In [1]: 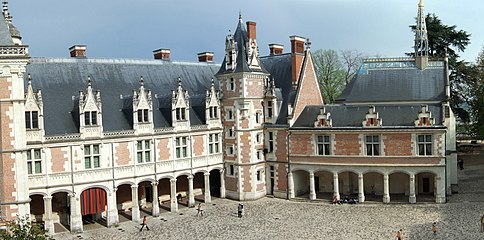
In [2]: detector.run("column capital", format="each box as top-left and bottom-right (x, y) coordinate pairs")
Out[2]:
(358, 173), (363, 179)
(43, 196), (52, 201)
(113, 187), (118, 192)
(170, 178), (177, 183)
(131, 185), (138, 190)
(204, 172), (210, 176)
(309, 171), (314, 176)
(383, 174), (389, 179)
(187, 174), (194, 180)
(333, 172), (339, 178)
(410, 174), (415, 180)
(151, 182), (158, 187)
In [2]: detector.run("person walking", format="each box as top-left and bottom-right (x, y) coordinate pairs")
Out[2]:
(140, 216), (150, 232)
(396, 229), (403, 240)
(196, 203), (204, 217)
(480, 214), (484, 232)
(431, 222), (438, 235)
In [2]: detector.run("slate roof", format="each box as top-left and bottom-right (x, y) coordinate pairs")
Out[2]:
(336, 58), (446, 103)
(217, 16), (268, 75)
(292, 104), (444, 128)
(0, 14), (14, 45)
(260, 53), (294, 124)
(25, 58), (219, 136)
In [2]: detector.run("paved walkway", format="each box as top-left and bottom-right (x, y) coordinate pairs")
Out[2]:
(54, 146), (484, 240)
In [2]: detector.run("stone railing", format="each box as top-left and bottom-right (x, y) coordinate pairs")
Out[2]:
(0, 46), (28, 57)
(27, 174), (48, 188)
(73, 168), (111, 183)
(154, 127), (175, 134)
(44, 133), (81, 142)
(26, 130), (42, 142)
(191, 125), (208, 131)
(103, 130), (136, 138)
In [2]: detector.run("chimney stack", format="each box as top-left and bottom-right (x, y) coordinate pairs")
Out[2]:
(290, 36), (306, 87)
(69, 45), (87, 58)
(198, 52), (214, 63)
(269, 44), (284, 56)
(153, 48), (170, 61)
(246, 21), (256, 40)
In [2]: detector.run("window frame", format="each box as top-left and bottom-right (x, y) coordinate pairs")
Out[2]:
(25, 111), (39, 129)
(175, 136), (188, 158)
(137, 140), (151, 163)
(417, 134), (433, 156)
(208, 133), (220, 154)
(228, 78), (235, 91)
(267, 132), (274, 153)
(84, 111), (98, 126)
(137, 109), (149, 123)
(27, 148), (42, 175)
(175, 107), (186, 121)
(316, 135), (331, 156)
(84, 144), (101, 169)
(209, 106), (218, 119)
(365, 135), (381, 156)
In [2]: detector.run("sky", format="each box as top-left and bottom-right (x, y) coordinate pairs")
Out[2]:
(8, 0), (484, 63)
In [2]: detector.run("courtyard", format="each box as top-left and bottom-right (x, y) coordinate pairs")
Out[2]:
(54, 145), (484, 240)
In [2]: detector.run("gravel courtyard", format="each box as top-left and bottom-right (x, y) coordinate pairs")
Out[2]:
(54, 147), (484, 240)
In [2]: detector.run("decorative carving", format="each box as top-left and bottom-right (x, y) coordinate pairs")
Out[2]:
(362, 106), (382, 127)
(415, 104), (434, 126)
(314, 107), (332, 128)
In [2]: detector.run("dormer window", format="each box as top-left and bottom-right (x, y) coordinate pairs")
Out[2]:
(176, 107), (186, 121)
(362, 106), (381, 127)
(267, 101), (273, 118)
(415, 105), (434, 127)
(209, 106), (218, 119)
(138, 109), (149, 123)
(84, 111), (98, 125)
(25, 111), (39, 129)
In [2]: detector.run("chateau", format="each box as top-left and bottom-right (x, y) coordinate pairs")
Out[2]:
(0, 0), (456, 235)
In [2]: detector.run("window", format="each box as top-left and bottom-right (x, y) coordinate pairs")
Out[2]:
(137, 140), (151, 163)
(417, 134), (433, 156)
(227, 145), (234, 155)
(267, 101), (273, 118)
(209, 134), (220, 154)
(255, 112), (261, 124)
(227, 109), (234, 120)
(256, 151), (262, 160)
(84, 144), (100, 169)
(227, 127), (235, 138)
(27, 149), (42, 174)
(209, 106), (218, 119)
(175, 136), (188, 158)
(137, 109), (149, 123)
(175, 107), (186, 121)
(84, 111), (98, 126)
(268, 132), (274, 153)
(228, 78), (235, 91)
(365, 135), (380, 156)
(317, 135), (331, 155)
(256, 170), (262, 181)
(227, 163), (235, 176)
(256, 133), (262, 144)
(25, 111), (39, 129)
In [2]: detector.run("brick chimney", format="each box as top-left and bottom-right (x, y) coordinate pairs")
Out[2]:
(153, 48), (170, 60)
(198, 52), (214, 63)
(269, 44), (284, 56)
(69, 45), (86, 58)
(246, 21), (256, 40)
(290, 36), (306, 87)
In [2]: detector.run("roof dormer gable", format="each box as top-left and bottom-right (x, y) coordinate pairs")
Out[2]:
(206, 79), (220, 107)
(172, 77), (189, 109)
(362, 105), (381, 127)
(79, 76), (101, 113)
(415, 104), (434, 126)
(133, 76), (152, 110)
(314, 107), (332, 128)
(25, 73), (42, 112)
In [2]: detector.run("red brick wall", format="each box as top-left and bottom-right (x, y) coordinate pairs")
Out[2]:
(292, 53), (324, 120)
(334, 134), (361, 155)
(51, 147), (68, 173)
(277, 163), (287, 191)
(116, 142), (130, 166)
(290, 134), (313, 155)
(193, 135), (204, 156)
(239, 132), (250, 164)
(225, 177), (237, 192)
(384, 133), (413, 156)
(158, 138), (170, 161)
(0, 77), (11, 98)
(275, 131), (288, 162)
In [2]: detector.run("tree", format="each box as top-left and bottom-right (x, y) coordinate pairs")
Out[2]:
(469, 48), (484, 139)
(0, 216), (51, 240)
(410, 13), (472, 122)
(313, 49), (364, 103)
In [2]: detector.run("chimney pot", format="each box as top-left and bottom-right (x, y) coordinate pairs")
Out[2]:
(269, 43), (284, 56)
(246, 21), (257, 40)
(69, 45), (87, 58)
(197, 52), (214, 63)
(289, 36), (306, 88)
(290, 36), (306, 54)
(153, 48), (170, 60)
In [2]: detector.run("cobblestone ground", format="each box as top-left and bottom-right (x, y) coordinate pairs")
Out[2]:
(54, 147), (484, 240)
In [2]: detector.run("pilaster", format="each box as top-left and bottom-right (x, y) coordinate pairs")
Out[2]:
(383, 174), (390, 203)
(131, 185), (140, 222)
(151, 183), (160, 217)
(170, 179), (178, 212)
(204, 172), (211, 203)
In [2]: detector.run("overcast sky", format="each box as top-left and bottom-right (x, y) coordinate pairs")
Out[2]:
(9, 0), (484, 63)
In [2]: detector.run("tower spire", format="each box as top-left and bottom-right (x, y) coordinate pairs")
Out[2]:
(2, 1), (11, 23)
(415, 0), (429, 69)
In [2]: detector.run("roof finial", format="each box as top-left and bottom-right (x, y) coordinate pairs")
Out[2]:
(419, 0), (424, 7)
(2, 1), (11, 23)
(177, 77), (181, 86)
(239, 10), (242, 20)
(87, 76), (92, 87)
(305, 38), (311, 50)
(139, 76), (144, 86)
(27, 73), (32, 86)
(414, 0), (428, 58)
(211, 78), (214, 87)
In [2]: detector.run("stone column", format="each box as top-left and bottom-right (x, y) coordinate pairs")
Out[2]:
(106, 189), (119, 227)
(43, 196), (54, 235)
(435, 176), (446, 204)
(333, 173), (340, 200)
(151, 183), (160, 216)
(204, 172), (211, 203)
(383, 174), (390, 203)
(220, 169), (226, 199)
(69, 193), (83, 233)
(358, 173), (365, 203)
(409, 174), (416, 204)
(188, 175), (195, 208)
(131, 185), (140, 222)
(170, 179), (178, 212)
(288, 172), (295, 199)
(309, 171), (316, 200)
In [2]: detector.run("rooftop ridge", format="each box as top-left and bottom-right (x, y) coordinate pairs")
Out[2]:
(30, 57), (220, 66)
(260, 52), (291, 59)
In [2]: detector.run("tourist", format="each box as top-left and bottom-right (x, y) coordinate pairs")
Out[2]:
(458, 158), (464, 170)
(480, 214), (484, 232)
(196, 203), (203, 217)
(396, 229), (403, 240)
(332, 195), (339, 204)
(431, 222), (437, 235)
(139, 216), (150, 232)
